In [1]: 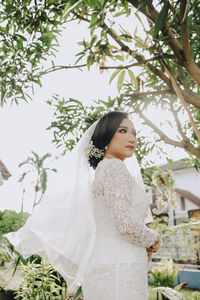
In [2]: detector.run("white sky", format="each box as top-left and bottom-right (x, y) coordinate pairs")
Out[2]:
(0, 20), (187, 213)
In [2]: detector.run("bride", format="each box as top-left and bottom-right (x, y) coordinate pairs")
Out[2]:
(6, 111), (160, 299)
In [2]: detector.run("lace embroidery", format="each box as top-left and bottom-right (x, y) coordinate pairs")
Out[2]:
(94, 158), (158, 248)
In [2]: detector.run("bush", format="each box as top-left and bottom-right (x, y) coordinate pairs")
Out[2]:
(148, 259), (179, 288)
(0, 210), (29, 234)
(15, 259), (67, 299)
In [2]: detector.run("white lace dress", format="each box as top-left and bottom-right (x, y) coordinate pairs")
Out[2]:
(82, 158), (158, 300)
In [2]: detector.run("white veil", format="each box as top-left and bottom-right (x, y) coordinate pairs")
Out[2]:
(5, 118), (153, 293)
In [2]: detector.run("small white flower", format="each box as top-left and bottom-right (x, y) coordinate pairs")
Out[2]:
(85, 140), (105, 160)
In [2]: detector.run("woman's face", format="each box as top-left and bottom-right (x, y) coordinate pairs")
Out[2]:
(105, 118), (137, 161)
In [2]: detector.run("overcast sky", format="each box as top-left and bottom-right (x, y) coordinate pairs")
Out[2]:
(0, 20), (186, 213)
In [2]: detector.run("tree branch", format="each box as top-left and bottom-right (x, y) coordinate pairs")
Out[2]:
(180, 0), (192, 63)
(139, 112), (184, 148)
(139, 112), (200, 159)
(71, 10), (90, 23)
(70, 11), (200, 107)
(128, 0), (200, 85)
(124, 89), (172, 98)
(127, 0), (184, 63)
(169, 101), (187, 140)
(41, 64), (87, 75)
(105, 26), (172, 88)
(100, 56), (163, 69)
(162, 59), (200, 141)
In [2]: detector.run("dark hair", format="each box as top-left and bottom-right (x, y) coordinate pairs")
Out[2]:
(88, 111), (128, 169)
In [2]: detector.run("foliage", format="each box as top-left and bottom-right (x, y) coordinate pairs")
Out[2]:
(0, 236), (16, 266)
(15, 258), (67, 300)
(191, 291), (200, 300)
(47, 95), (128, 152)
(1, 0), (200, 165)
(148, 216), (169, 236)
(148, 259), (179, 288)
(18, 151), (57, 212)
(0, 0), (63, 104)
(0, 210), (28, 234)
(150, 220), (200, 265)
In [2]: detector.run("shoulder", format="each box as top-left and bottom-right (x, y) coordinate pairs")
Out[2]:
(96, 158), (127, 176)
(95, 158), (133, 189)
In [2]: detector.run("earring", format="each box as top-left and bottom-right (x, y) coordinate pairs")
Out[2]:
(105, 146), (107, 150)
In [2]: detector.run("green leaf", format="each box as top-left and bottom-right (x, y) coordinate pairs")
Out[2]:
(39, 33), (55, 43)
(117, 70), (125, 92)
(90, 12), (99, 35)
(115, 55), (124, 62)
(113, 11), (126, 18)
(154, 1), (170, 37)
(118, 34), (132, 43)
(87, 55), (95, 70)
(1, 89), (6, 106)
(109, 69), (121, 85)
(41, 170), (47, 193)
(11, 78), (17, 89)
(138, 0), (152, 9)
(73, 286), (83, 300)
(128, 69), (138, 89)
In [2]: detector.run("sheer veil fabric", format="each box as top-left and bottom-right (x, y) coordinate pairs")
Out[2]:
(5, 119), (153, 293)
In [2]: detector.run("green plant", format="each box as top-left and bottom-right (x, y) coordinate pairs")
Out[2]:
(15, 259), (67, 300)
(149, 259), (179, 288)
(0, 210), (28, 234)
(191, 291), (200, 300)
(0, 235), (17, 267)
(148, 216), (169, 236)
(18, 151), (57, 212)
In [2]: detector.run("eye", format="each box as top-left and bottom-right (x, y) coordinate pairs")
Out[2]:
(119, 128), (127, 133)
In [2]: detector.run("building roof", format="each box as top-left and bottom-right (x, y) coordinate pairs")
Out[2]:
(175, 188), (200, 208)
(0, 160), (12, 180)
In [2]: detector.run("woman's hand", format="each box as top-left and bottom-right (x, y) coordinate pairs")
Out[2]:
(146, 248), (152, 262)
(149, 235), (161, 253)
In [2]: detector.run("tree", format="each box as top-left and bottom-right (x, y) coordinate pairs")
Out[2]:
(18, 151), (57, 212)
(1, 0), (200, 162)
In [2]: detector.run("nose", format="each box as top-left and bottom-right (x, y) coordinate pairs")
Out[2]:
(128, 133), (136, 144)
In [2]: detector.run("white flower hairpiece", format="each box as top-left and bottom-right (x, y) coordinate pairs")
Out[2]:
(85, 140), (105, 160)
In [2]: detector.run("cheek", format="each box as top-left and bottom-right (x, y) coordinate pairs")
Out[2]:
(112, 132), (126, 145)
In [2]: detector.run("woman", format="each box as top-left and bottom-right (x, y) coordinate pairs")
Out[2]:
(6, 111), (160, 299)
(82, 111), (160, 299)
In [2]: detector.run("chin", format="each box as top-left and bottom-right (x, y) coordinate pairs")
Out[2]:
(122, 153), (134, 159)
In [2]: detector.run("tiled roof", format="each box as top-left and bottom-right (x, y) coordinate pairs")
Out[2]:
(175, 188), (200, 208)
(0, 160), (12, 180)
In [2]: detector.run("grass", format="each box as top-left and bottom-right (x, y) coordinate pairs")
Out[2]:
(148, 284), (199, 299)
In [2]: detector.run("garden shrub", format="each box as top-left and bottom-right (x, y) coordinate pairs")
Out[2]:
(15, 259), (67, 300)
(0, 210), (29, 234)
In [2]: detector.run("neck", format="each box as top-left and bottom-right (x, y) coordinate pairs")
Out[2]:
(104, 152), (124, 161)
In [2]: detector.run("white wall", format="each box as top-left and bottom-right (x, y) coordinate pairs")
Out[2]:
(174, 168), (200, 211)
(176, 194), (199, 211)
(174, 168), (200, 198)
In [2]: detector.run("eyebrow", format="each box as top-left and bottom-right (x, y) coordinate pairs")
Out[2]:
(118, 126), (137, 133)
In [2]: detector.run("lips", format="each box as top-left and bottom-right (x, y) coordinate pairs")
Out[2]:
(126, 146), (134, 150)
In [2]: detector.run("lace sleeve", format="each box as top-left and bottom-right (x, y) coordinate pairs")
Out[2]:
(103, 159), (158, 248)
